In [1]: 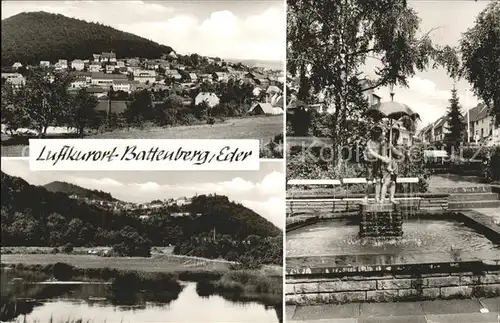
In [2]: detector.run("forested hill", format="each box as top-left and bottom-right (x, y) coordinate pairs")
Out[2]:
(44, 181), (117, 201)
(1, 11), (173, 66)
(187, 194), (282, 238)
(0, 172), (281, 248)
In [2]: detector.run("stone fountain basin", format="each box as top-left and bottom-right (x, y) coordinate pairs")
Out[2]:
(285, 213), (500, 304)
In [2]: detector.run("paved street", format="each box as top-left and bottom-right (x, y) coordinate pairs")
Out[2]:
(287, 298), (500, 323)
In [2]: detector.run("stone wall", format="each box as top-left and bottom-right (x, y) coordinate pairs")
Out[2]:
(286, 271), (500, 305)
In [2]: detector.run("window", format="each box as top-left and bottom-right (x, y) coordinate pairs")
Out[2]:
(481, 128), (484, 137)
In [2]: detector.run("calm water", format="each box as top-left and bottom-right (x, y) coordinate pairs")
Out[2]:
(287, 218), (499, 257)
(1, 276), (279, 323)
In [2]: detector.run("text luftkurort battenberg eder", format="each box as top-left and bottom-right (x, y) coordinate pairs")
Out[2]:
(35, 145), (253, 166)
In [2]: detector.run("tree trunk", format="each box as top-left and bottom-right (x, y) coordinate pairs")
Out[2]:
(79, 126), (85, 139)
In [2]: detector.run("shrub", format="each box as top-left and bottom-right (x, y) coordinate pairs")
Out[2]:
(50, 247), (59, 254)
(484, 145), (500, 182)
(62, 243), (74, 253)
(52, 262), (74, 280)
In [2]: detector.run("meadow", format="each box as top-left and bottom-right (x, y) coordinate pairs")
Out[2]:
(1, 115), (283, 157)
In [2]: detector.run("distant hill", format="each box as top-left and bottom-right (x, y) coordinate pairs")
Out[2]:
(0, 171), (144, 247)
(1, 11), (173, 66)
(44, 181), (117, 201)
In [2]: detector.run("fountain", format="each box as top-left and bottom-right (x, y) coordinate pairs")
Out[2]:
(359, 203), (403, 238)
(285, 177), (500, 306)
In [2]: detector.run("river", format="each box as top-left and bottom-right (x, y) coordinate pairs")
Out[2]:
(1, 271), (280, 323)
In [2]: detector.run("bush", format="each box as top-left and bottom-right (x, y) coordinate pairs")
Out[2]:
(52, 262), (74, 280)
(50, 247), (59, 254)
(62, 243), (74, 253)
(484, 145), (500, 182)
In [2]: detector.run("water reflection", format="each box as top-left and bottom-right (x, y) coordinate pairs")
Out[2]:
(287, 218), (499, 257)
(1, 269), (279, 323)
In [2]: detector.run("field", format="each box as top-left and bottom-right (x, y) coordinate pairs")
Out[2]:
(0, 253), (231, 273)
(0, 115), (283, 157)
(90, 115), (282, 141)
(0, 250), (283, 276)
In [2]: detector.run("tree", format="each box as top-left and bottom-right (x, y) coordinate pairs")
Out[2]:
(287, 0), (458, 166)
(459, 2), (500, 126)
(444, 87), (466, 150)
(8, 69), (72, 137)
(123, 89), (153, 126)
(67, 88), (99, 138)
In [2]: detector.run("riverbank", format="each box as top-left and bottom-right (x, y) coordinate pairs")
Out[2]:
(1, 260), (282, 305)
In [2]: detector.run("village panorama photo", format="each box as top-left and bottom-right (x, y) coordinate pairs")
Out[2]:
(0, 159), (284, 322)
(0, 1), (285, 158)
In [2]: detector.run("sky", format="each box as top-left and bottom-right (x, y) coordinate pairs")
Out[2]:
(1, 160), (285, 229)
(363, 0), (492, 130)
(1, 0), (284, 62)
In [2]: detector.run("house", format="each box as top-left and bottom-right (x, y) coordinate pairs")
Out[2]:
(248, 102), (283, 115)
(169, 52), (178, 59)
(116, 60), (126, 68)
(71, 59), (85, 71)
(101, 51), (117, 63)
(105, 63), (117, 74)
(144, 60), (159, 70)
(1, 73), (26, 88)
(199, 74), (213, 82)
(466, 103), (499, 144)
(126, 58), (141, 67)
(58, 59), (68, 67)
(39, 61), (51, 68)
(139, 215), (150, 221)
(165, 69), (182, 80)
(93, 54), (102, 62)
(91, 72), (127, 87)
(12, 62), (23, 69)
(133, 69), (156, 77)
(69, 72), (92, 88)
(112, 80), (131, 92)
(188, 73), (198, 82)
(89, 64), (102, 72)
(134, 70), (157, 84)
(432, 116), (450, 143)
(175, 197), (191, 206)
(195, 92), (220, 107)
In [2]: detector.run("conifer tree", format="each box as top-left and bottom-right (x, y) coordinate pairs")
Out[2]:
(445, 87), (466, 150)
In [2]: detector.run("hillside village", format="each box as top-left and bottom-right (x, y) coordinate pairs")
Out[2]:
(1, 50), (285, 117)
(286, 75), (500, 149)
(418, 103), (500, 147)
(68, 192), (197, 218)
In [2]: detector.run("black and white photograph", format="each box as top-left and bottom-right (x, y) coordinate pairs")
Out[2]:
(0, 159), (284, 322)
(286, 0), (500, 322)
(0, 0), (285, 158)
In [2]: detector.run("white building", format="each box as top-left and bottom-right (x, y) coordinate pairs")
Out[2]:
(71, 60), (85, 71)
(112, 80), (131, 92)
(89, 64), (102, 72)
(39, 61), (51, 68)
